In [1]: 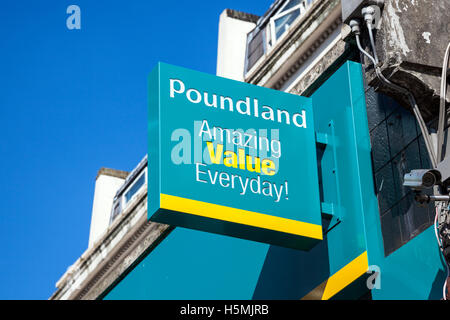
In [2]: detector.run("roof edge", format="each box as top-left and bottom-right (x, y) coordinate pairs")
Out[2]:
(224, 9), (259, 24)
(96, 168), (129, 180)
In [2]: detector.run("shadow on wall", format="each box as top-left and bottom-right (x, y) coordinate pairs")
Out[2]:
(251, 146), (333, 299)
(428, 243), (448, 300)
(251, 238), (330, 299)
(428, 269), (447, 300)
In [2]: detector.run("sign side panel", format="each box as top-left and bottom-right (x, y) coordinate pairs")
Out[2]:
(148, 64), (162, 218)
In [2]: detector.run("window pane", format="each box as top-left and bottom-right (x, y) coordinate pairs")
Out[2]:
(110, 201), (122, 224)
(246, 29), (265, 72)
(274, 9), (300, 39)
(281, 0), (300, 13)
(125, 173), (145, 203)
(248, 29), (263, 56)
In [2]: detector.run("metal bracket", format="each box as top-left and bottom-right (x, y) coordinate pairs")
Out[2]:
(316, 132), (329, 146)
(321, 202), (341, 233)
(316, 121), (343, 232)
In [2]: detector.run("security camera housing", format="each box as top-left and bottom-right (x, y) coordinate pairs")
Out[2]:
(403, 169), (442, 191)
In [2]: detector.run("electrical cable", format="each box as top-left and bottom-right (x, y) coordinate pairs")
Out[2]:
(435, 206), (442, 249)
(434, 205), (450, 300)
(437, 42), (450, 163)
(354, 32), (437, 168)
(362, 19), (437, 168)
(436, 40), (450, 301)
(364, 8), (379, 65)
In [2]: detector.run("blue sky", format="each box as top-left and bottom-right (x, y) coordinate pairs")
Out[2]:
(0, 0), (272, 300)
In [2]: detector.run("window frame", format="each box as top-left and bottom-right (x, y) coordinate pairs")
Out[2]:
(269, 0), (307, 46)
(123, 168), (147, 205)
(244, 0), (316, 76)
(109, 167), (147, 225)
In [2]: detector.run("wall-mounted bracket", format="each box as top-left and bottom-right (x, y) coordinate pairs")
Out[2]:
(316, 121), (343, 233)
(316, 132), (329, 146)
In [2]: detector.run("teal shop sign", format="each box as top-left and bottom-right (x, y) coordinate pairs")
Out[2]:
(148, 63), (322, 250)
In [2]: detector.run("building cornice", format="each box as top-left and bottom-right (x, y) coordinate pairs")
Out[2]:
(79, 215), (172, 300)
(245, 0), (342, 89)
(288, 36), (349, 96)
(50, 188), (172, 300)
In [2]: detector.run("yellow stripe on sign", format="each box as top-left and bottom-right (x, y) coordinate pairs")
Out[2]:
(302, 251), (369, 300)
(160, 194), (323, 240)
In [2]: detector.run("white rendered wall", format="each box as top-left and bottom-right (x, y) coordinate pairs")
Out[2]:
(88, 174), (126, 248)
(216, 10), (256, 81)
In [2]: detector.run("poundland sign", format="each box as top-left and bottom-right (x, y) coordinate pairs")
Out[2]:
(148, 63), (322, 250)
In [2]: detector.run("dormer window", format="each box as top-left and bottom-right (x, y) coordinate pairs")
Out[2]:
(244, 0), (315, 75)
(270, 0), (305, 41)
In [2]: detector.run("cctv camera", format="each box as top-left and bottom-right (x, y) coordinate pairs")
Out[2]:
(403, 169), (442, 190)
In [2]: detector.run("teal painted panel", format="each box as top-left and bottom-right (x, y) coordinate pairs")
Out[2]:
(105, 227), (270, 300)
(148, 63), (322, 250)
(309, 62), (371, 276)
(371, 227), (446, 300)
